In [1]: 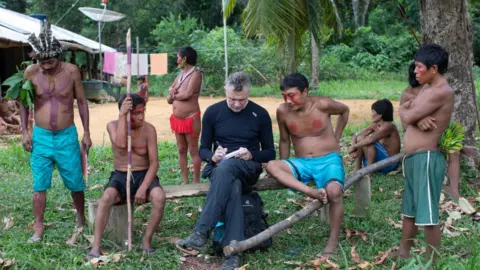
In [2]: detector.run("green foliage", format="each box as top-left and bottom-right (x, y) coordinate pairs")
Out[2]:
(440, 121), (465, 155)
(2, 62), (35, 109)
(151, 13), (206, 72)
(471, 4), (480, 65)
(318, 27), (418, 79)
(235, 0), (342, 73)
(368, 0), (420, 36)
(151, 14), (280, 90)
(2, 0), (26, 12)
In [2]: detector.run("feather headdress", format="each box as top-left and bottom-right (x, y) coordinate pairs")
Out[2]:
(28, 20), (68, 60)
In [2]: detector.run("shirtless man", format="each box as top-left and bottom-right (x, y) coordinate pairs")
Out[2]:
(349, 99), (400, 216)
(266, 73), (349, 257)
(167, 46), (202, 184)
(89, 94), (166, 257)
(396, 44), (454, 261)
(19, 21), (92, 243)
(401, 62), (462, 200)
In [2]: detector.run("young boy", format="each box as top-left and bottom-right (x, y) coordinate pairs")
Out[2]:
(396, 44), (454, 261)
(266, 73), (349, 258)
(349, 99), (401, 173)
(137, 75), (149, 103)
(349, 99), (401, 216)
(400, 62), (462, 200)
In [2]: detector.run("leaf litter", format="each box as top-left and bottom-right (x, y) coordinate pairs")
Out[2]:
(345, 228), (368, 242)
(3, 217), (13, 230)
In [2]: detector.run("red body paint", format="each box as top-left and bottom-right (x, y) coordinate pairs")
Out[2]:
(288, 123), (297, 133)
(312, 119), (323, 129)
(282, 92), (303, 105)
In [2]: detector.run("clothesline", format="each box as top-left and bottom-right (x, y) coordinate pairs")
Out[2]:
(113, 46), (263, 54)
(103, 52), (168, 76)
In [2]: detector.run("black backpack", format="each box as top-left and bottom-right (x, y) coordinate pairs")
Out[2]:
(241, 190), (272, 252)
(212, 190), (272, 252)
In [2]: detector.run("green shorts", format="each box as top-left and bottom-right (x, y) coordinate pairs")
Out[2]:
(31, 125), (85, 192)
(401, 150), (445, 226)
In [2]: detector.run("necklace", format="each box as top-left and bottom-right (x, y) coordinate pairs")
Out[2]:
(175, 66), (196, 91)
(44, 63), (64, 93)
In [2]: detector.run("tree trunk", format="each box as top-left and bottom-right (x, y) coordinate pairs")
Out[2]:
(419, 0), (479, 160)
(311, 33), (319, 88)
(352, 0), (371, 29)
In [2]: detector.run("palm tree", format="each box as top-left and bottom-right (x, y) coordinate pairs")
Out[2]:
(225, 0), (342, 86)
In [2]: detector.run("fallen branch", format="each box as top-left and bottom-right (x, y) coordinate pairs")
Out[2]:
(223, 153), (405, 256)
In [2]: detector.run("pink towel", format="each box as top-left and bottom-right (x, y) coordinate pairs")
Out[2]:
(103, 52), (116, 74)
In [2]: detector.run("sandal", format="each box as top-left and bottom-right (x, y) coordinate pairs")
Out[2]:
(27, 236), (42, 244)
(143, 248), (156, 255)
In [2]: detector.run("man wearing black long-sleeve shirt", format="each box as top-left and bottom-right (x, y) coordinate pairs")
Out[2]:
(177, 72), (275, 270)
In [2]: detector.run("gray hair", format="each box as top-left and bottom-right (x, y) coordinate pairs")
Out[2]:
(225, 72), (251, 92)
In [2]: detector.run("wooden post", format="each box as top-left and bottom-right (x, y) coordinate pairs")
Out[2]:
(126, 28), (133, 251)
(88, 200), (129, 247)
(136, 36), (140, 76)
(86, 52), (92, 80)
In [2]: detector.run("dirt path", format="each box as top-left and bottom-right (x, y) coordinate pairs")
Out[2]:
(74, 97), (400, 145)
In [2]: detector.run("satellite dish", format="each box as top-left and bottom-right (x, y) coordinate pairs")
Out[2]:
(79, 6), (125, 85)
(79, 7), (125, 22)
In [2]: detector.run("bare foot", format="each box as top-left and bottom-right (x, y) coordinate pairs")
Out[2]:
(142, 237), (154, 254)
(193, 180), (200, 184)
(316, 248), (336, 259)
(388, 247), (408, 260)
(181, 180), (188, 185)
(31, 221), (44, 241)
(443, 186), (459, 201)
(310, 188), (328, 204)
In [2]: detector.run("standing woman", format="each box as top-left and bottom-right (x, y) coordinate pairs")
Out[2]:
(167, 47), (202, 184)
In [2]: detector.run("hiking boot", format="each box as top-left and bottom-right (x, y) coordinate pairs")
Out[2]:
(221, 254), (243, 270)
(176, 231), (207, 250)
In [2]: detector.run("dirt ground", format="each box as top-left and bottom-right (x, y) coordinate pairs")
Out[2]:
(74, 97), (400, 145)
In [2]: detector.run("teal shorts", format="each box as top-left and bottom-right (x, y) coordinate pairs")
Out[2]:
(283, 152), (345, 189)
(401, 150), (445, 226)
(31, 125), (85, 192)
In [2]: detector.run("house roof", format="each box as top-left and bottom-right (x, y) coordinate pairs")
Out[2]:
(0, 8), (116, 53)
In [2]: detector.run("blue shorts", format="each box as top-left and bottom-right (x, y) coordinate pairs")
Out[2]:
(31, 125), (85, 192)
(283, 152), (345, 189)
(362, 142), (399, 174)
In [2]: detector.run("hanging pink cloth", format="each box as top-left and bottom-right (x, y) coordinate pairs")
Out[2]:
(102, 52), (116, 75)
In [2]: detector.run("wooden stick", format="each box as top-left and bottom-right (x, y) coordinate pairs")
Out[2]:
(125, 28), (133, 251)
(223, 153), (405, 256)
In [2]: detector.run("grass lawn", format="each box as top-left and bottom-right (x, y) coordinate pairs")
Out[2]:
(1, 133), (479, 269)
(147, 78), (408, 101)
(141, 76), (480, 108)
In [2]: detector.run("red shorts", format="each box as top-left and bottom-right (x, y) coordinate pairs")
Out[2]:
(169, 112), (201, 134)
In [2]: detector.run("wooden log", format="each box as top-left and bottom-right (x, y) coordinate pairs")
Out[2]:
(163, 177), (286, 199)
(87, 178), (288, 242)
(88, 200), (129, 247)
(223, 153), (405, 256)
